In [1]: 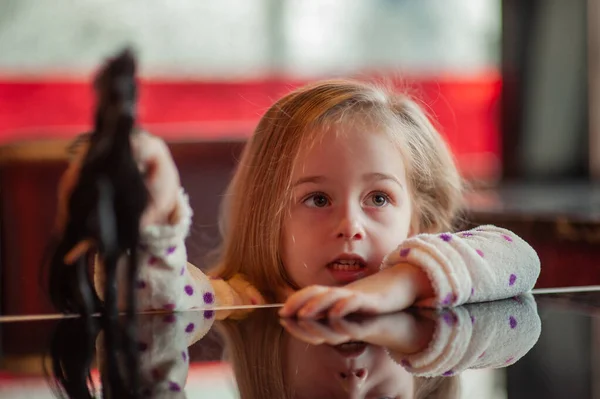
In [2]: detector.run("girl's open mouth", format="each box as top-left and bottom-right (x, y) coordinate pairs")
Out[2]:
(328, 259), (366, 271)
(332, 341), (368, 357)
(327, 258), (368, 283)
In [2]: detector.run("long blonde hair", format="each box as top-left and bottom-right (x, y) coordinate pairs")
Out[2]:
(211, 79), (463, 300)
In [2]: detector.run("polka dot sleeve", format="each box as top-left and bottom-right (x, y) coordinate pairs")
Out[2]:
(94, 189), (218, 312)
(390, 295), (541, 377)
(382, 225), (540, 308)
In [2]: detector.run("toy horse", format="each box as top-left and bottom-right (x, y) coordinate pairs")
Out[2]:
(47, 47), (148, 398)
(48, 46), (147, 317)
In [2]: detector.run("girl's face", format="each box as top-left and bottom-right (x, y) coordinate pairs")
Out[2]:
(281, 125), (413, 289)
(285, 334), (414, 399)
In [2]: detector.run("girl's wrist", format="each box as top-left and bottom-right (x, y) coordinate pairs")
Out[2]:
(381, 263), (434, 310)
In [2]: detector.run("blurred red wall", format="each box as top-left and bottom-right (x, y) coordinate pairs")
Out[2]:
(0, 72), (501, 179)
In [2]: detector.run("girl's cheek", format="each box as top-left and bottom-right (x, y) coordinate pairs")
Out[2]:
(295, 206), (332, 221)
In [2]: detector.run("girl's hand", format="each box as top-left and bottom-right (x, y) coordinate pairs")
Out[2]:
(56, 131), (181, 234)
(279, 263), (434, 319)
(279, 285), (383, 319)
(280, 312), (435, 355)
(130, 131), (181, 228)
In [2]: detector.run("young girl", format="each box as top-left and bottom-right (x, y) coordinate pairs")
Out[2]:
(58, 78), (540, 319)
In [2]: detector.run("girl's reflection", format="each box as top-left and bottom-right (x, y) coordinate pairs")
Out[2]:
(219, 309), (451, 398)
(220, 294), (540, 399)
(48, 295), (540, 398)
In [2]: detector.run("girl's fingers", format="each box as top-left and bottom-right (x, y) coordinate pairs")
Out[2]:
(329, 317), (365, 338)
(131, 132), (182, 227)
(297, 290), (353, 319)
(279, 286), (330, 317)
(328, 294), (365, 319)
(280, 319), (325, 345)
(297, 320), (351, 345)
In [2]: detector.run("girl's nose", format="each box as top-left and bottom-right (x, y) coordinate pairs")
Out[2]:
(336, 206), (365, 240)
(337, 220), (364, 240)
(337, 368), (368, 391)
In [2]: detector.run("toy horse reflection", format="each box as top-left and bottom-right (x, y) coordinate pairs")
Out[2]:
(47, 47), (148, 398)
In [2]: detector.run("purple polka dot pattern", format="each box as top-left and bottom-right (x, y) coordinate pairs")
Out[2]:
(471, 287), (475, 297)
(136, 280), (147, 289)
(443, 313), (457, 326)
(163, 303), (176, 311)
(163, 314), (176, 323)
(442, 293), (455, 305)
(182, 351), (187, 362)
(502, 234), (513, 242)
(512, 296), (523, 304)
(138, 341), (148, 352)
(167, 246), (177, 255)
(185, 323), (195, 333)
(509, 274), (517, 286)
(470, 315), (475, 324)
(399, 248), (411, 257)
(443, 370), (454, 376)
(184, 285), (194, 296)
(180, 267), (185, 276)
(168, 382), (181, 392)
(148, 256), (158, 265)
(440, 233), (452, 242)
(204, 310), (215, 319)
(509, 316), (517, 329)
(461, 232), (474, 238)
(203, 292), (215, 304)
(476, 249), (484, 257)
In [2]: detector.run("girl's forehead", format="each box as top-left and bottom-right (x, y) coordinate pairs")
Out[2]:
(291, 125), (408, 180)
(297, 124), (401, 159)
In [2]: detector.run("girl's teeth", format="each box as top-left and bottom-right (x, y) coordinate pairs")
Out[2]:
(330, 263), (363, 271)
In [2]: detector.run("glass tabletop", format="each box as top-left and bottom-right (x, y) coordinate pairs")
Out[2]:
(1, 288), (599, 398)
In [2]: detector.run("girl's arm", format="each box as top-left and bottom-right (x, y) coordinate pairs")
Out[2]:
(281, 225), (540, 318)
(93, 188), (218, 313)
(91, 131), (265, 318)
(383, 225), (541, 308)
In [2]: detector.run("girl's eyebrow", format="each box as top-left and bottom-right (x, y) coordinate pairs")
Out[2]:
(292, 175), (327, 187)
(363, 172), (404, 188)
(292, 173), (404, 189)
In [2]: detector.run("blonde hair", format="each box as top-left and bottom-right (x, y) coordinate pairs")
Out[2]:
(211, 79), (463, 300)
(218, 309), (460, 399)
(414, 376), (461, 399)
(217, 310), (290, 398)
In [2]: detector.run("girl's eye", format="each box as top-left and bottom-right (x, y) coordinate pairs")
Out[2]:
(367, 192), (390, 207)
(303, 193), (330, 208)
